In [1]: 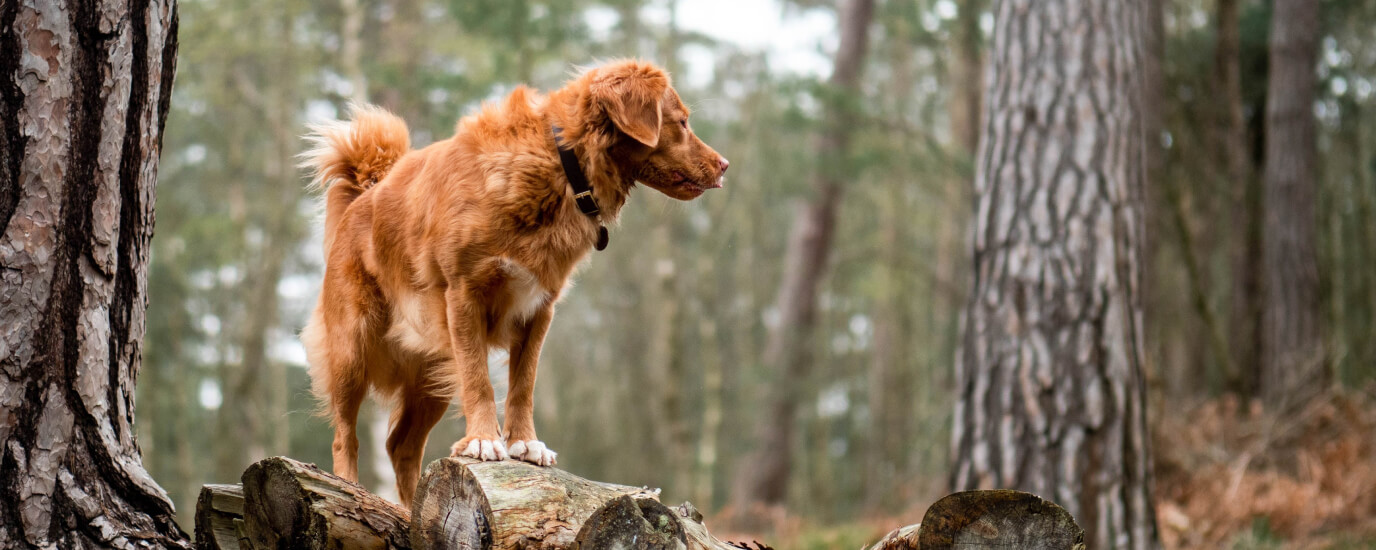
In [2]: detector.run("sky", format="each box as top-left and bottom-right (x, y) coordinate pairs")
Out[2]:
(587, 0), (839, 87)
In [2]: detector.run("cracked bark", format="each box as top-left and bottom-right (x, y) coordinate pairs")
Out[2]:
(949, 1), (1160, 549)
(0, 0), (185, 547)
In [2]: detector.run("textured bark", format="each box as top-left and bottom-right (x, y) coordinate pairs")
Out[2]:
(0, 0), (184, 547)
(573, 496), (685, 549)
(240, 457), (411, 550)
(194, 484), (247, 550)
(918, 490), (1083, 550)
(410, 457), (659, 549)
(950, 1), (1160, 549)
(732, 0), (875, 508)
(866, 523), (919, 550)
(1260, 0), (1324, 408)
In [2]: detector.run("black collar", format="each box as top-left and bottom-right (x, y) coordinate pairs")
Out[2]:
(552, 125), (609, 250)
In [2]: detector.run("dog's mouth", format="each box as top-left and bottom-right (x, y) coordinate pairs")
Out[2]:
(672, 171), (723, 193)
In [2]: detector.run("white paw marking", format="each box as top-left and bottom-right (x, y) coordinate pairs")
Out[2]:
(461, 438), (509, 461)
(508, 440), (557, 466)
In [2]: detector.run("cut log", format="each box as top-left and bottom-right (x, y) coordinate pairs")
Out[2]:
(916, 490), (1084, 550)
(240, 456), (412, 550)
(195, 484), (249, 550)
(409, 457), (659, 549)
(409, 458), (745, 550)
(866, 523), (919, 550)
(671, 502), (751, 550)
(573, 495), (686, 549)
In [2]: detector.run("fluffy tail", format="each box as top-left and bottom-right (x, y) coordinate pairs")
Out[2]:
(300, 104), (410, 244)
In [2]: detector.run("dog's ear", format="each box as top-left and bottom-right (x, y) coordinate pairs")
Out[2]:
(590, 62), (668, 148)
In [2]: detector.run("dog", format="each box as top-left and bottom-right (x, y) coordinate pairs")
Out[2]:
(299, 60), (728, 505)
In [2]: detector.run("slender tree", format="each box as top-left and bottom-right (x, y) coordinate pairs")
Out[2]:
(731, 0), (876, 508)
(949, 0), (1160, 548)
(1260, 0), (1324, 407)
(0, 0), (186, 547)
(1217, 0), (1260, 395)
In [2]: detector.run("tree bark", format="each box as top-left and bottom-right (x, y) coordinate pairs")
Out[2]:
(239, 457), (411, 550)
(1260, 0), (1324, 408)
(410, 457), (657, 549)
(731, 0), (875, 509)
(917, 490), (1083, 550)
(195, 484), (247, 550)
(0, 0), (185, 547)
(409, 458), (739, 550)
(949, 1), (1160, 549)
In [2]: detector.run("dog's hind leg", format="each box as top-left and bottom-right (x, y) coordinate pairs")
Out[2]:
(304, 259), (380, 484)
(386, 389), (448, 507)
(328, 377), (367, 482)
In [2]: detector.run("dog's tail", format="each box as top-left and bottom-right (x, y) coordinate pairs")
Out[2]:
(300, 104), (410, 241)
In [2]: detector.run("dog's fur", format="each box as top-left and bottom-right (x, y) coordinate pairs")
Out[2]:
(300, 60), (726, 505)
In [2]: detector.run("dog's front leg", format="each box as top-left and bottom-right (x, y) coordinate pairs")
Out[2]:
(505, 303), (557, 466)
(445, 285), (508, 461)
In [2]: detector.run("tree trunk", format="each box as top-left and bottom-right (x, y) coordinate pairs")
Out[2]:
(731, 0), (875, 509)
(0, 0), (185, 547)
(1260, 0), (1324, 408)
(1217, 0), (1261, 396)
(949, 1), (1160, 549)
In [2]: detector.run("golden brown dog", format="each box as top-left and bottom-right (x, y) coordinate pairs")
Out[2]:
(299, 60), (727, 505)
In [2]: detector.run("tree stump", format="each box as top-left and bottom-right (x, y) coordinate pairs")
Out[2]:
(916, 490), (1083, 550)
(195, 484), (249, 550)
(240, 456), (412, 549)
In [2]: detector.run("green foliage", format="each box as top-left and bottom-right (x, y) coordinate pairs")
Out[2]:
(138, 0), (1376, 541)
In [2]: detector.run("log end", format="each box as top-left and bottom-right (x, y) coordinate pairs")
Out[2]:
(241, 456), (411, 550)
(575, 495), (687, 549)
(194, 484), (246, 550)
(409, 458), (494, 550)
(918, 490), (1084, 550)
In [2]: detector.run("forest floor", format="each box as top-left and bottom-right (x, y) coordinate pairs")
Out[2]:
(710, 386), (1376, 550)
(1154, 385), (1376, 549)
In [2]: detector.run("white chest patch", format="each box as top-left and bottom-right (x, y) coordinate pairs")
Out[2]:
(388, 291), (448, 357)
(499, 258), (549, 323)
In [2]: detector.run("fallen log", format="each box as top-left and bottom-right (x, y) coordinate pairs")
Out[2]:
(409, 457), (742, 550)
(195, 457), (1080, 550)
(194, 484), (248, 550)
(240, 456), (412, 550)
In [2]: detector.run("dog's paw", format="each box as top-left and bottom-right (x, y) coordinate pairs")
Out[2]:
(451, 437), (509, 461)
(507, 440), (557, 466)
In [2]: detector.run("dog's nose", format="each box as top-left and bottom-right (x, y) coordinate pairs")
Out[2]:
(718, 157), (730, 174)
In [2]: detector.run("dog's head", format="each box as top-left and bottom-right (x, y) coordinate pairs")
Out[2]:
(585, 61), (728, 201)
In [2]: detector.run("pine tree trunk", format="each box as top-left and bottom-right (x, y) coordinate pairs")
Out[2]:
(949, 1), (1160, 548)
(731, 0), (875, 509)
(0, 0), (185, 547)
(1260, 0), (1324, 408)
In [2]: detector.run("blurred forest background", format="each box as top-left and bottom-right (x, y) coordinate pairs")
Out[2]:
(137, 0), (1376, 547)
